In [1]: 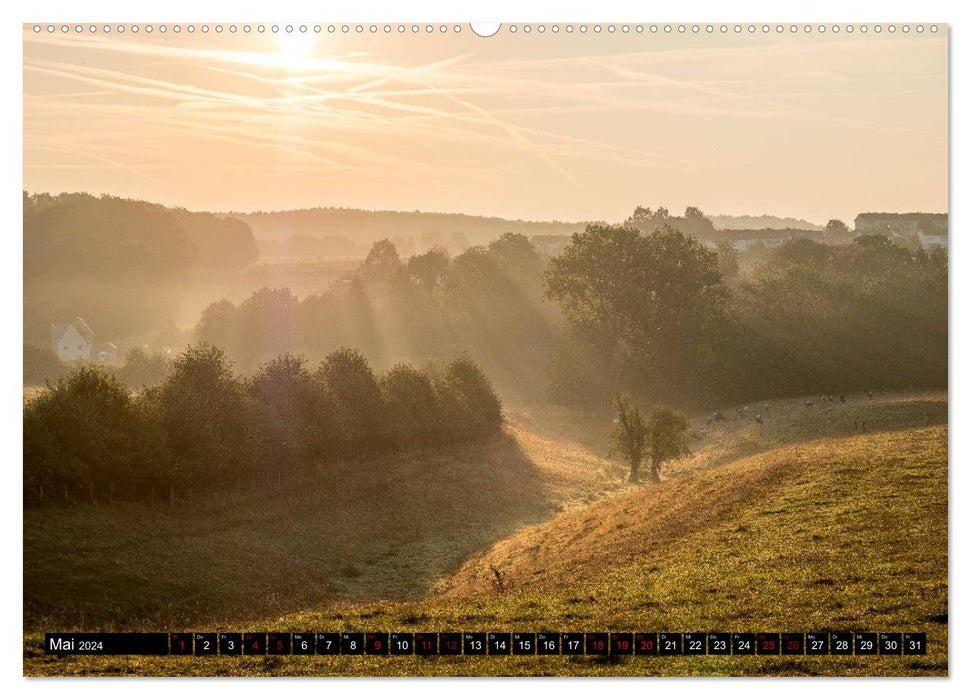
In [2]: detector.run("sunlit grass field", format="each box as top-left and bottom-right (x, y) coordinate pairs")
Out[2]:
(23, 394), (947, 676)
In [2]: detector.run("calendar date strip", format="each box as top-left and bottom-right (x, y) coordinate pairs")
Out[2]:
(44, 631), (927, 656)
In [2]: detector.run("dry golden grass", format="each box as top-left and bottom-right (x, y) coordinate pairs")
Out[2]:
(448, 393), (946, 595)
(673, 391), (946, 478)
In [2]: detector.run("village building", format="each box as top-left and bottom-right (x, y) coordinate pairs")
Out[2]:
(854, 212), (948, 249)
(50, 317), (96, 362)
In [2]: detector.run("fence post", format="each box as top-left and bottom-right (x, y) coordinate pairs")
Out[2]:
(39, 485), (44, 507)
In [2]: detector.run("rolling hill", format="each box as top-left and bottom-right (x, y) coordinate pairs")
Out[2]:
(24, 393), (947, 676)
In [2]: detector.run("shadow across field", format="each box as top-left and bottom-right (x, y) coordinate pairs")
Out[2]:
(24, 426), (618, 631)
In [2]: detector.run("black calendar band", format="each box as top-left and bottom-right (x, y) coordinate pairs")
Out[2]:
(43, 631), (927, 656)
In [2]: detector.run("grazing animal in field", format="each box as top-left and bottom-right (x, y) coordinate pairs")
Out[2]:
(839, 395), (846, 403)
(705, 414), (713, 426)
(736, 407), (744, 418)
(805, 401), (814, 409)
(867, 391), (874, 400)
(755, 414), (763, 425)
(713, 411), (726, 422)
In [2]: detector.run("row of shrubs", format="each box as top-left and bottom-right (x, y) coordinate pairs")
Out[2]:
(23, 343), (503, 505)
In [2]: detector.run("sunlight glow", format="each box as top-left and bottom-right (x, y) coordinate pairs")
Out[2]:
(274, 30), (316, 69)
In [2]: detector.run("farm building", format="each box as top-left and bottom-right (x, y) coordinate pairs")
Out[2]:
(50, 317), (98, 362)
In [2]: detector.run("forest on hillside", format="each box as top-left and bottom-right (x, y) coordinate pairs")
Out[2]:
(23, 192), (259, 344)
(24, 194), (947, 412)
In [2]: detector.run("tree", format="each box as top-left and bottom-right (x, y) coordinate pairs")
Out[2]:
(361, 239), (401, 283)
(545, 223), (726, 403)
(436, 355), (503, 441)
(250, 353), (312, 477)
(404, 247), (451, 292)
(380, 363), (443, 447)
(610, 395), (688, 483)
(624, 205), (714, 239)
(644, 405), (689, 482)
(115, 347), (171, 388)
(235, 287), (299, 364)
(487, 233), (543, 281)
(610, 392), (647, 483)
(317, 347), (387, 455)
(158, 343), (254, 489)
(715, 240), (740, 282)
(195, 299), (236, 351)
(824, 218), (852, 245)
(546, 224), (723, 350)
(682, 206), (717, 238)
(23, 366), (142, 500)
(770, 237), (831, 268)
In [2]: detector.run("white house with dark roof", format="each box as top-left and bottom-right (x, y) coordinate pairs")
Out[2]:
(50, 317), (96, 362)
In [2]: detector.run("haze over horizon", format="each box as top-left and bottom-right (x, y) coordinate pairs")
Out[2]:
(24, 26), (947, 226)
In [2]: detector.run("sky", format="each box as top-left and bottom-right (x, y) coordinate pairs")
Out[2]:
(23, 24), (948, 225)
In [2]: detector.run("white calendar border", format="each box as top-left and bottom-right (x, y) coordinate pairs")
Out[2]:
(2, 0), (964, 698)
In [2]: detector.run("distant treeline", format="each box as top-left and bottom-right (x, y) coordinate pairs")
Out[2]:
(709, 213), (823, 231)
(236, 206), (586, 247)
(24, 192), (258, 344)
(23, 344), (502, 506)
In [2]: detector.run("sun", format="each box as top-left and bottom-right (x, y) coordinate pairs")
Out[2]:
(275, 29), (316, 65)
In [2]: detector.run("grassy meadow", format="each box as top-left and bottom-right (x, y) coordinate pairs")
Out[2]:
(24, 393), (947, 676)
(23, 415), (626, 631)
